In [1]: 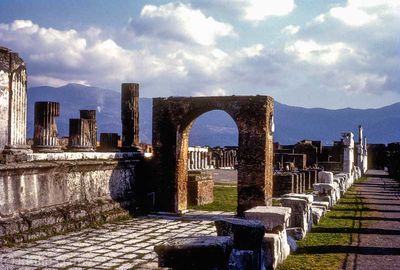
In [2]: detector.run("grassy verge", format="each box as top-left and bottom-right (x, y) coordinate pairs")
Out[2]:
(189, 184), (237, 212)
(278, 177), (372, 270)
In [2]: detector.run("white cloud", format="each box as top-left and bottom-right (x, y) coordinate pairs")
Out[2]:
(315, 0), (400, 27)
(130, 3), (235, 46)
(282, 25), (300, 35)
(286, 40), (354, 65)
(244, 0), (296, 21)
(329, 6), (377, 26)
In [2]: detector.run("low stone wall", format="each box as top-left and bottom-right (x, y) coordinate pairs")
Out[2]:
(0, 155), (141, 245)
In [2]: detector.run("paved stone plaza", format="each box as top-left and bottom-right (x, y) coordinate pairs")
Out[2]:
(0, 211), (234, 270)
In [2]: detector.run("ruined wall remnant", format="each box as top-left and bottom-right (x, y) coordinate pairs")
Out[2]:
(121, 83), (139, 151)
(33, 102), (62, 152)
(0, 47), (30, 156)
(152, 96), (274, 215)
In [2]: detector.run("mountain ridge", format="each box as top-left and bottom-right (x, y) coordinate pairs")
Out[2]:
(27, 84), (400, 146)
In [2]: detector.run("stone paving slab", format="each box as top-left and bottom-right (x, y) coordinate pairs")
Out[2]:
(0, 211), (234, 270)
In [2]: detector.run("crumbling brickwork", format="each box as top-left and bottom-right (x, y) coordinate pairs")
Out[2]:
(152, 96), (274, 215)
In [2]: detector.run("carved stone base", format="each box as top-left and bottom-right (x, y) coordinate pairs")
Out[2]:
(32, 145), (63, 153)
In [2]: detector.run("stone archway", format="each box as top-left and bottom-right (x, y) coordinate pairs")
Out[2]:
(152, 96), (274, 216)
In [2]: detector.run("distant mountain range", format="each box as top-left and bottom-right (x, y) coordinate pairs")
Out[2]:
(27, 84), (400, 146)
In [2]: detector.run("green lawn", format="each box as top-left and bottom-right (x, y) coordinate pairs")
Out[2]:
(277, 177), (371, 270)
(189, 184), (237, 212)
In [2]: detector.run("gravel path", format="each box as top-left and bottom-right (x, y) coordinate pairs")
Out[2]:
(342, 171), (400, 270)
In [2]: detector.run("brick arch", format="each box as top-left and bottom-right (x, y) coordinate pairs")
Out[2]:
(152, 96), (274, 216)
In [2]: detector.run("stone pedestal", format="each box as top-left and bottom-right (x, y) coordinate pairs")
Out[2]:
(121, 83), (139, 151)
(154, 236), (233, 270)
(32, 102), (62, 153)
(99, 133), (119, 152)
(187, 171), (214, 206)
(280, 196), (313, 235)
(68, 119), (94, 152)
(215, 218), (265, 270)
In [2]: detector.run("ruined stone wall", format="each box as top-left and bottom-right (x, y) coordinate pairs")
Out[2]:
(0, 158), (140, 244)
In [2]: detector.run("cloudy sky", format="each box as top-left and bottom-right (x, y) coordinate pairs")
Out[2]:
(0, 0), (399, 109)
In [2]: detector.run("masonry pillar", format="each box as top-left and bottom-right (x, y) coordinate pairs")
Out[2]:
(121, 83), (139, 151)
(68, 118), (94, 152)
(33, 102), (62, 153)
(80, 110), (97, 149)
(342, 132), (354, 175)
(0, 47), (31, 159)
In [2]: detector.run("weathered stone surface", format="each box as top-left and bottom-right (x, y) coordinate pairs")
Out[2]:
(154, 236), (233, 269)
(244, 206), (291, 232)
(280, 197), (312, 234)
(318, 171), (334, 184)
(0, 47), (30, 156)
(215, 218), (265, 250)
(80, 109), (97, 148)
(68, 118), (94, 152)
(99, 133), (119, 151)
(229, 249), (261, 270)
(273, 173), (294, 197)
(0, 159), (139, 223)
(33, 102), (62, 153)
(286, 227), (305, 241)
(312, 207), (324, 225)
(312, 201), (330, 211)
(121, 83), (139, 150)
(188, 171), (214, 206)
(152, 96), (274, 215)
(262, 233), (280, 270)
(282, 193), (314, 204)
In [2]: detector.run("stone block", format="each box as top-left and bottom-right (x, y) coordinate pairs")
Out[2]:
(187, 171), (214, 206)
(154, 236), (233, 270)
(311, 207), (324, 225)
(312, 201), (330, 211)
(280, 197), (312, 234)
(318, 171), (334, 184)
(262, 233), (280, 270)
(215, 218), (265, 250)
(313, 194), (333, 208)
(244, 206), (291, 232)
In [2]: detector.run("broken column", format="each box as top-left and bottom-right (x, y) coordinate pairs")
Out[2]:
(32, 102), (62, 153)
(80, 110), (97, 149)
(342, 132), (354, 176)
(68, 118), (94, 152)
(0, 47), (31, 159)
(121, 83), (139, 151)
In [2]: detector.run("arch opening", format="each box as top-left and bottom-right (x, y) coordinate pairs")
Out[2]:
(186, 110), (239, 212)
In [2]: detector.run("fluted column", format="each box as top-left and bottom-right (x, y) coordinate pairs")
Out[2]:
(80, 110), (97, 149)
(33, 102), (62, 153)
(121, 83), (139, 151)
(68, 118), (94, 152)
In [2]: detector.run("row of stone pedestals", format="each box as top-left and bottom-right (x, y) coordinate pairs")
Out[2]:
(155, 168), (362, 269)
